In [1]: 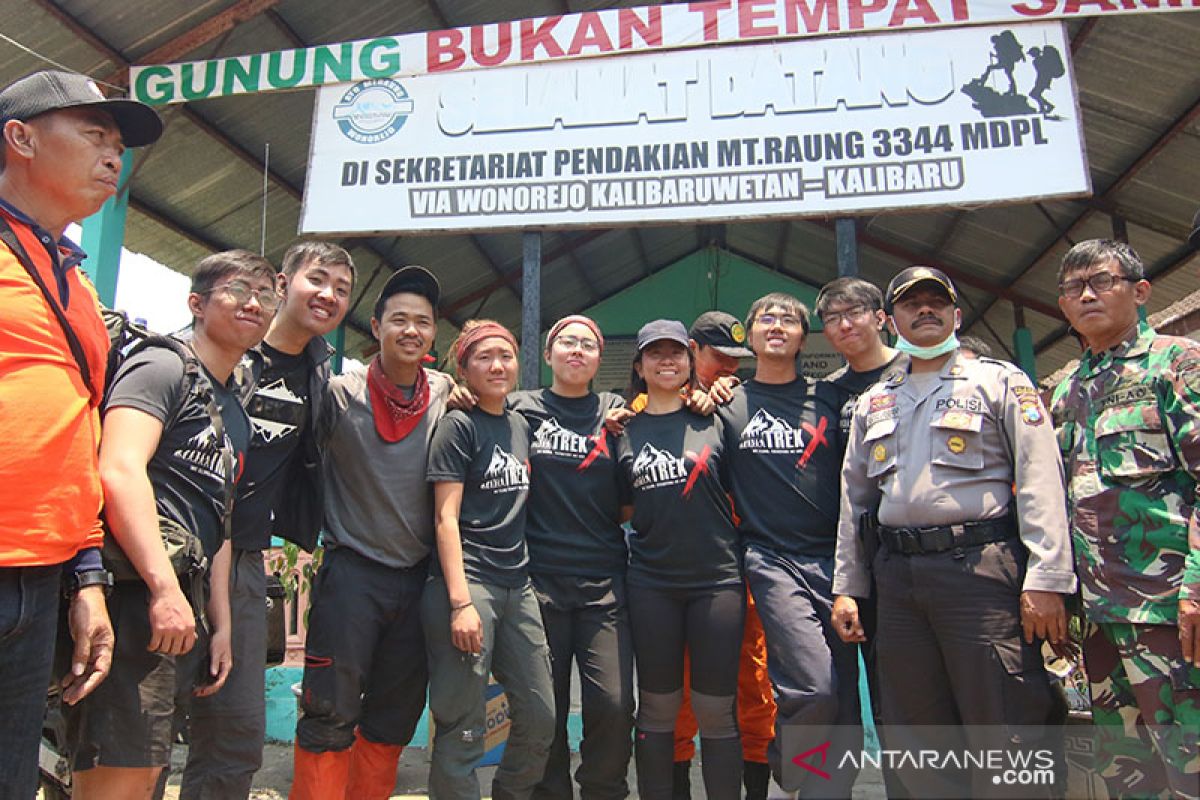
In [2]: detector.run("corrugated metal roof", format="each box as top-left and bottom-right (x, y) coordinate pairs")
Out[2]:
(2, 1), (1197, 371)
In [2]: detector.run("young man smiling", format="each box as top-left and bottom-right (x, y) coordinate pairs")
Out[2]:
(290, 266), (453, 800)
(716, 293), (859, 797)
(69, 250), (276, 800)
(182, 241), (355, 800)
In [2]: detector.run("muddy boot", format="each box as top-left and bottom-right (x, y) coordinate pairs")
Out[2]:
(743, 760), (770, 800)
(672, 760), (692, 800)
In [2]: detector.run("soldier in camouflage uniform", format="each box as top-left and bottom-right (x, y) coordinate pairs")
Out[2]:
(1051, 239), (1200, 799)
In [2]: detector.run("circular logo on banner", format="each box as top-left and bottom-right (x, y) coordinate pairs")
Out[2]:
(333, 79), (413, 144)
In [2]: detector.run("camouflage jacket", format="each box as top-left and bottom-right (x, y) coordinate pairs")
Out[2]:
(1050, 322), (1200, 624)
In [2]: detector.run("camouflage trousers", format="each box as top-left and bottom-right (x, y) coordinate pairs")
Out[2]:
(1083, 622), (1200, 799)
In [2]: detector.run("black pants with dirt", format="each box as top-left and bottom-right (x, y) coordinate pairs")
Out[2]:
(627, 582), (745, 800)
(296, 546), (428, 753)
(530, 573), (635, 800)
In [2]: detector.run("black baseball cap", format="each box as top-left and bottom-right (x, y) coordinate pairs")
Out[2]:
(1189, 208), (1200, 249)
(0, 70), (162, 147)
(377, 265), (440, 313)
(636, 319), (689, 351)
(885, 266), (959, 313)
(689, 311), (754, 358)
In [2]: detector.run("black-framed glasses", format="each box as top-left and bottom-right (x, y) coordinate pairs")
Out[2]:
(204, 279), (281, 310)
(819, 305), (871, 327)
(756, 313), (804, 328)
(553, 335), (600, 353)
(1058, 272), (1136, 299)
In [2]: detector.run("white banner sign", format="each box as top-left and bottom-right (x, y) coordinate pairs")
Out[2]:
(300, 22), (1088, 235)
(130, 0), (1198, 105)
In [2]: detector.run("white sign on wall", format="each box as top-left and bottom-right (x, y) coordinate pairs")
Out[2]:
(300, 21), (1087, 235)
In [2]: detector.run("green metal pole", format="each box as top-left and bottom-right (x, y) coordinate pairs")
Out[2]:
(1012, 306), (1037, 382)
(80, 151), (134, 307)
(325, 322), (345, 374)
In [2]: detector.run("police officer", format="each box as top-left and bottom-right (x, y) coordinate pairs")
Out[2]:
(831, 266), (1077, 797)
(1051, 239), (1200, 799)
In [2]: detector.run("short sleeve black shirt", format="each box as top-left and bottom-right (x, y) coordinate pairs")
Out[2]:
(717, 378), (843, 557)
(617, 409), (739, 589)
(104, 346), (250, 559)
(427, 407), (531, 588)
(508, 389), (628, 577)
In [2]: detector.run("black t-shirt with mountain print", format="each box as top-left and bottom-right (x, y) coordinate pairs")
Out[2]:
(104, 346), (249, 559)
(716, 377), (843, 558)
(508, 389), (628, 578)
(427, 407), (531, 588)
(617, 409), (739, 590)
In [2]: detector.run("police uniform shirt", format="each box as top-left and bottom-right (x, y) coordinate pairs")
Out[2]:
(617, 409), (740, 590)
(427, 407), (532, 588)
(833, 350), (1077, 598)
(508, 388), (629, 578)
(716, 377), (843, 557)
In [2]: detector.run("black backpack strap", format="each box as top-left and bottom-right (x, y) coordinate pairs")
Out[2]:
(132, 336), (237, 544)
(0, 216), (96, 403)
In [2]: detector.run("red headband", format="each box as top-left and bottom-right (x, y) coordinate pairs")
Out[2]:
(546, 315), (604, 353)
(455, 322), (518, 370)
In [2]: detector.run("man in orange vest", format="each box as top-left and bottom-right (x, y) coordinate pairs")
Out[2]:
(0, 69), (162, 799)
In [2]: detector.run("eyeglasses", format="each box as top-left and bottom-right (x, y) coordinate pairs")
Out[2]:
(204, 280), (281, 310)
(756, 313), (804, 328)
(1058, 272), (1136, 299)
(818, 305), (872, 327)
(553, 335), (600, 353)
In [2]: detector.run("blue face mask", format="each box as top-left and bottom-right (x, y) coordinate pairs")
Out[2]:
(895, 332), (960, 360)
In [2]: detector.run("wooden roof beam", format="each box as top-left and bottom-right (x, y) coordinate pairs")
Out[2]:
(964, 89), (1200, 332)
(807, 220), (1064, 320)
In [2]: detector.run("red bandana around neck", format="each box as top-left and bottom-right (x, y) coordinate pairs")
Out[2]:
(367, 356), (431, 442)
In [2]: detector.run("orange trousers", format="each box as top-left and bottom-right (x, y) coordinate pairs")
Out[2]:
(290, 730), (404, 800)
(673, 588), (776, 763)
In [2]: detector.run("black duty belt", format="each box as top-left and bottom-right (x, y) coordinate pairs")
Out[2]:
(878, 517), (1016, 555)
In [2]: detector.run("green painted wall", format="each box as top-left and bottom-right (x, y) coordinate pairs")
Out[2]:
(584, 246), (819, 336)
(539, 247), (820, 385)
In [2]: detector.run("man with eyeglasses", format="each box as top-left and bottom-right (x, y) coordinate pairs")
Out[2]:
(69, 250), (275, 798)
(814, 277), (901, 794)
(1050, 239), (1200, 798)
(832, 266), (1075, 797)
(714, 292), (861, 797)
(181, 241), (354, 799)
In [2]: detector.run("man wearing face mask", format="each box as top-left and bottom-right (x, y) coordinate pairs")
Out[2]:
(831, 267), (1076, 797)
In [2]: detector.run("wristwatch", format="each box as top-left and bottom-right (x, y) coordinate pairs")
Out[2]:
(66, 569), (113, 598)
